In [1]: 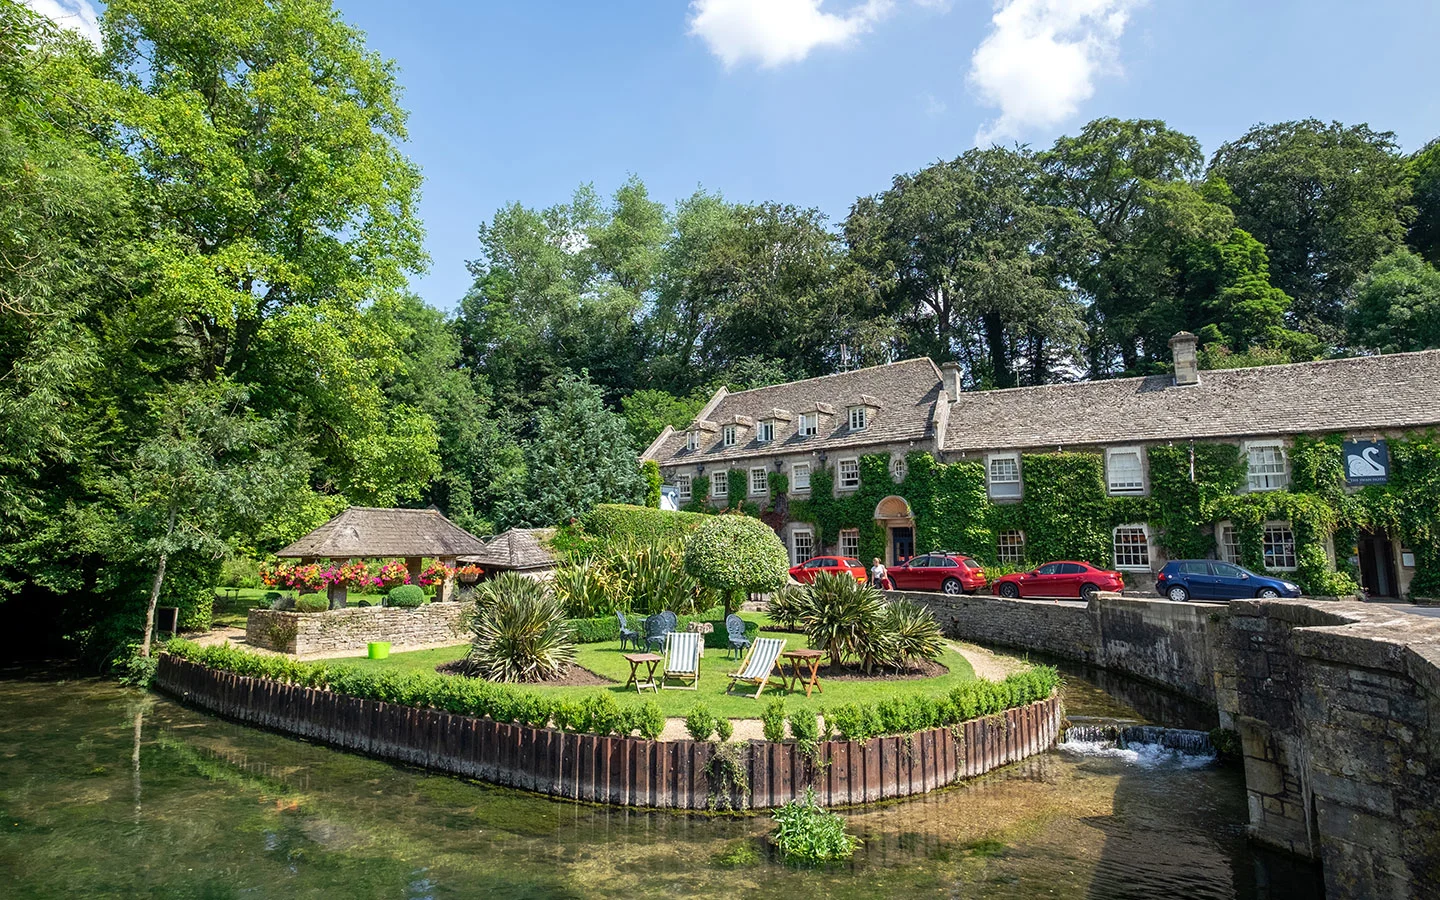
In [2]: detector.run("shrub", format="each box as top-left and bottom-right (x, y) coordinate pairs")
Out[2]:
(219, 556), (261, 589)
(715, 716), (734, 742)
(642, 460), (662, 508)
(583, 503), (709, 550)
(765, 584), (808, 631)
(801, 573), (888, 671)
(685, 703), (718, 741)
(627, 700), (665, 740)
(294, 593), (329, 613)
(683, 514), (791, 612)
(788, 710), (819, 749)
(551, 559), (619, 618)
(761, 698), (787, 743)
(883, 598), (946, 666)
(386, 584), (426, 608)
(605, 538), (717, 615)
(466, 573), (576, 683)
(770, 788), (859, 864)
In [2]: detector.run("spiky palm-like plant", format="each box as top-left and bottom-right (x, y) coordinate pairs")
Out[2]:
(883, 598), (945, 668)
(801, 572), (888, 671)
(766, 584), (809, 631)
(468, 573), (576, 683)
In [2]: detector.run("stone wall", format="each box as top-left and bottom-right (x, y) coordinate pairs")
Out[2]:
(246, 603), (471, 656)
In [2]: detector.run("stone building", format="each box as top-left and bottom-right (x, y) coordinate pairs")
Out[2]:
(641, 333), (1440, 599)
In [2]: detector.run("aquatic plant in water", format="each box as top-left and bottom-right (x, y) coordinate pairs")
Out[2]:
(770, 788), (859, 864)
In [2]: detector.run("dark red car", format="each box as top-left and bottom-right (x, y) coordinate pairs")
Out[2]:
(887, 553), (987, 595)
(789, 556), (868, 584)
(990, 561), (1123, 600)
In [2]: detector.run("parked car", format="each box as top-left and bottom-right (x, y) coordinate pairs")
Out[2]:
(887, 552), (988, 595)
(1155, 560), (1302, 602)
(789, 556), (868, 584)
(990, 561), (1124, 600)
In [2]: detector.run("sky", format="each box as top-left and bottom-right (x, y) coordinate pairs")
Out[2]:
(25, 0), (1440, 311)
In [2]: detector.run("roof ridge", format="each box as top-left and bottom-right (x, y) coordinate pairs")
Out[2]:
(721, 357), (934, 398)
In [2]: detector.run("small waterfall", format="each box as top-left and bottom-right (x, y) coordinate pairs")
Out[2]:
(1060, 717), (1216, 767)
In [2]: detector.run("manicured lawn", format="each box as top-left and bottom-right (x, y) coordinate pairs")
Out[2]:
(210, 588), (272, 629)
(329, 617), (978, 720)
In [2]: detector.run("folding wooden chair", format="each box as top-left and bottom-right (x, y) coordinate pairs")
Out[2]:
(726, 637), (787, 699)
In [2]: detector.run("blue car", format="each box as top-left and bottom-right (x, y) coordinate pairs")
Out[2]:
(1155, 560), (1302, 602)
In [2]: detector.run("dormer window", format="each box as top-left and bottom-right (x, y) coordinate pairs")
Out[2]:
(722, 425), (737, 447)
(686, 431), (701, 451)
(798, 413), (818, 437)
(848, 406), (868, 431)
(758, 420), (775, 443)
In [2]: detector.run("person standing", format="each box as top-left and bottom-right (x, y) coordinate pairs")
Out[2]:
(871, 557), (891, 590)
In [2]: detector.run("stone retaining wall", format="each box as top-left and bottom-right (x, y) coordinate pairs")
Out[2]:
(245, 603), (471, 655)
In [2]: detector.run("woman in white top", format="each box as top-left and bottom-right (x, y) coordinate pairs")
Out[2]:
(871, 557), (890, 590)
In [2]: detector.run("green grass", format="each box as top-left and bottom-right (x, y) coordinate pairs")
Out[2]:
(329, 616), (978, 720)
(208, 586), (427, 629)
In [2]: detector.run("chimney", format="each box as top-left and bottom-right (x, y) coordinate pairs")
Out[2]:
(941, 361), (963, 401)
(1169, 331), (1200, 386)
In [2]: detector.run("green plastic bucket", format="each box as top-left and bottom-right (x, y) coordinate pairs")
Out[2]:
(367, 641), (391, 660)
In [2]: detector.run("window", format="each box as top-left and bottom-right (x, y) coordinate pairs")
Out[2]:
(798, 413), (818, 437)
(1263, 523), (1297, 570)
(1113, 525), (1151, 570)
(838, 458), (860, 490)
(890, 455), (907, 482)
(792, 462), (811, 491)
(750, 467), (768, 496)
(676, 474), (692, 502)
(758, 420), (774, 443)
(686, 431), (700, 451)
(1106, 447), (1145, 494)
(1246, 441), (1289, 492)
(1214, 562), (1244, 578)
(722, 425), (737, 447)
(711, 472), (728, 499)
(1217, 523), (1240, 564)
(792, 529), (814, 565)
(1036, 563), (1062, 575)
(998, 530), (1026, 565)
(988, 453), (1021, 499)
(1178, 561), (1210, 575)
(848, 406), (868, 431)
(839, 529), (860, 559)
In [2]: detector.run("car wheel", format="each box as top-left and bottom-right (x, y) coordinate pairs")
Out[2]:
(1080, 583), (1099, 601)
(942, 578), (963, 595)
(1258, 587), (1280, 599)
(1167, 585), (1190, 603)
(998, 582), (1019, 599)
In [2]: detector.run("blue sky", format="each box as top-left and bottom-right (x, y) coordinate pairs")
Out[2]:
(29, 0), (1440, 309)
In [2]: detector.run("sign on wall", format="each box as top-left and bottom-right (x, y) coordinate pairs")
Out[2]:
(1343, 440), (1390, 485)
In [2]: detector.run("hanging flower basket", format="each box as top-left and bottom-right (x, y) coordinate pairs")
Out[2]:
(456, 564), (484, 584)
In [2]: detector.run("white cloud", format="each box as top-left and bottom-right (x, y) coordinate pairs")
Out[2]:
(968, 0), (1140, 144)
(21, 0), (102, 46)
(688, 0), (895, 69)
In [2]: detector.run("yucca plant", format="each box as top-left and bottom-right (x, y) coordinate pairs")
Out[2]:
(883, 598), (945, 668)
(766, 584), (809, 631)
(801, 572), (888, 672)
(550, 559), (618, 618)
(467, 573), (576, 683)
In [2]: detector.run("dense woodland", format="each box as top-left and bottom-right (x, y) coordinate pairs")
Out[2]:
(2, 0), (1439, 664)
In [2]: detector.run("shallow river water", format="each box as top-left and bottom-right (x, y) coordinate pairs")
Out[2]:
(0, 668), (1322, 899)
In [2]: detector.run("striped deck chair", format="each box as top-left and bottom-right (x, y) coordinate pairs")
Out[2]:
(661, 631), (701, 690)
(726, 637), (787, 699)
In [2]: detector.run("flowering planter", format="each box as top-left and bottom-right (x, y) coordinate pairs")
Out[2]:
(459, 572), (480, 584)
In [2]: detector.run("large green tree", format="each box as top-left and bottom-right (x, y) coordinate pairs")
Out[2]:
(1407, 138), (1440, 266)
(1349, 249), (1440, 353)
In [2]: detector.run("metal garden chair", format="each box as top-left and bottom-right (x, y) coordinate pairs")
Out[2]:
(724, 613), (752, 659)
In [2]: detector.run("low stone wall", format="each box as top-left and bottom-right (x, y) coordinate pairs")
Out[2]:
(245, 603), (471, 655)
(893, 591), (1098, 662)
(153, 655), (1062, 810)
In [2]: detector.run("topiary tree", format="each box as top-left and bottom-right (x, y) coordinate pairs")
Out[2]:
(683, 514), (790, 614)
(386, 584), (426, 608)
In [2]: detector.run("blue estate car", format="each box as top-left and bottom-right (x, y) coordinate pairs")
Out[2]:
(1155, 560), (1303, 602)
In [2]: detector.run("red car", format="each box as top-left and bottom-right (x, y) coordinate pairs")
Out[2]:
(990, 561), (1123, 600)
(789, 556), (868, 584)
(887, 552), (988, 595)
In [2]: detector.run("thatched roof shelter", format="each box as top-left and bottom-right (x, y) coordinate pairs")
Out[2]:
(459, 528), (558, 574)
(277, 507), (488, 560)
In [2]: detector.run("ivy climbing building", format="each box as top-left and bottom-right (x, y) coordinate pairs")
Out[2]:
(640, 333), (1440, 600)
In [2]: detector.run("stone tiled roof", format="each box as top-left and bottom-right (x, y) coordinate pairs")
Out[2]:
(944, 350), (1440, 452)
(278, 507), (489, 559)
(458, 528), (557, 571)
(644, 358), (946, 465)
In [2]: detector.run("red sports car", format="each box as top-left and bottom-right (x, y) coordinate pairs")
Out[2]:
(990, 561), (1123, 600)
(789, 556), (868, 584)
(887, 553), (988, 595)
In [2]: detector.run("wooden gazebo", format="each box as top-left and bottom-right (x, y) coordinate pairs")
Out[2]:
(277, 507), (489, 601)
(458, 528), (558, 579)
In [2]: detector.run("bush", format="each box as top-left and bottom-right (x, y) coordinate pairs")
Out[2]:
(883, 598), (946, 665)
(801, 573), (888, 671)
(642, 460), (662, 508)
(219, 556), (261, 589)
(761, 698), (787, 743)
(765, 584), (808, 631)
(788, 710), (819, 748)
(386, 584), (427, 608)
(770, 788), (859, 864)
(551, 559), (619, 618)
(294, 593), (330, 613)
(582, 503), (709, 550)
(685, 703), (718, 741)
(683, 514), (791, 612)
(627, 700), (665, 740)
(466, 573), (576, 683)
(715, 716), (734, 742)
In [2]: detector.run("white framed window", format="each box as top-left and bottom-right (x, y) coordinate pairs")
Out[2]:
(757, 420), (774, 443)
(792, 462), (811, 492)
(1246, 441), (1289, 492)
(1217, 522), (1240, 564)
(792, 528), (815, 565)
(1263, 522), (1297, 570)
(1113, 525), (1151, 570)
(749, 467), (768, 496)
(837, 458), (860, 491)
(1106, 447), (1146, 495)
(722, 425), (737, 447)
(676, 474), (692, 502)
(839, 529), (860, 559)
(686, 431), (700, 451)
(711, 472), (728, 499)
(848, 406), (868, 431)
(890, 455), (907, 482)
(998, 530), (1026, 565)
(988, 453), (1022, 499)
(798, 413), (818, 437)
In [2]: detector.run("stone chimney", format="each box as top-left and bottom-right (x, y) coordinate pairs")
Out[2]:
(941, 361), (963, 401)
(1169, 331), (1200, 386)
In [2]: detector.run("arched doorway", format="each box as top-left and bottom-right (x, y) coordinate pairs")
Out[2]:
(873, 495), (915, 565)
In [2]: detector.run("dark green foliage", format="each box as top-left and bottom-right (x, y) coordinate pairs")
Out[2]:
(706, 741), (750, 812)
(294, 594), (330, 613)
(770, 789), (859, 864)
(787, 709), (820, 748)
(765, 584), (808, 631)
(824, 667), (1061, 741)
(883, 599), (946, 666)
(798, 573), (889, 670)
(685, 703), (717, 741)
(1350, 249), (1440, 353)
(386, 585), (427, 608)
(761, 698), (787, 743)
(641, 460), (662, 508)
(467, 574), (576, 683)
(627, 700), (665, 740)
(1409, 138), (1440, 266)
(559, 503), (710, 560)
(715, 715), (734, 742)
(683, 514), (791, 611)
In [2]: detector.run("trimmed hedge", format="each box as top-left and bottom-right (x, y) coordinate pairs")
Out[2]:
(584, 503), (709, 545)
(820, 666), (1061, 743)
(294, 593), (329, 613)
(386, 584), (426, 608)
(567, 608), (759, 648)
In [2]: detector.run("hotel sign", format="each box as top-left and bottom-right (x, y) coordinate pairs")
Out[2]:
(1343, 440), (1390, 485)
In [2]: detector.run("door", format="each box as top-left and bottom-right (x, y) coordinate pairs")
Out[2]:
(1211, 562), (1251, 599)
(889, 554), (927, 590)
(1028, 563), (1063, 597)
(1357, 530), (1399, 598)
(1178, 560), (1219, 599)
(891, 527), (915, 566)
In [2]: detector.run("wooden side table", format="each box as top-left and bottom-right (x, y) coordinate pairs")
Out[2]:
(623, 653), (662, 694)
(782, 649), (825, 698)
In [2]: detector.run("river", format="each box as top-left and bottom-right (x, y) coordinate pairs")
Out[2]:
(0, 666), (1322, 899)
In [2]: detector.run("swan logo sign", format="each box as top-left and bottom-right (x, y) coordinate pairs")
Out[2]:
(1343, 440), (1390, 485)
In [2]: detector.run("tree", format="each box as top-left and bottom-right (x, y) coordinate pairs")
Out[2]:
(1208, 120), (1413, 345)
(1178, 228), (1316, 362)
(621, 388), (709, 449)
(1349, 249), (1440, 353)
(1408, 138), (1440, 266)
(683, 515), (790, 615)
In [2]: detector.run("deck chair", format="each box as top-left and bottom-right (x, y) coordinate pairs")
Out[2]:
(726, 637), (787, 699)
(661, 631), (701, 690)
